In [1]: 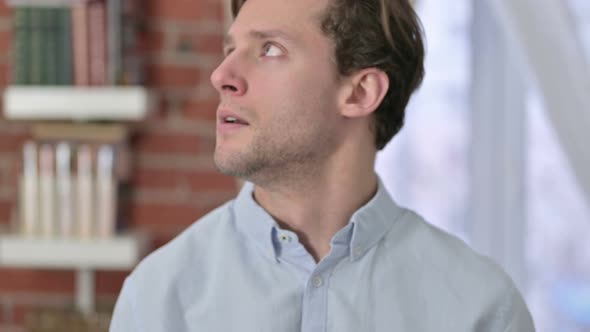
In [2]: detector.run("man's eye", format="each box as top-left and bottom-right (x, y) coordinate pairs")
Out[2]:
(262, 43), (284, 57)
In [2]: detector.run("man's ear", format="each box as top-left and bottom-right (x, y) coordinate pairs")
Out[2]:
(339, 68), (389, 118)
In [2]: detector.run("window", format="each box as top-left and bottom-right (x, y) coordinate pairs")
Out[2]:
(375, 0), (471, 239)
(526, 1), (590, 330)
(376, 1), (590, 330)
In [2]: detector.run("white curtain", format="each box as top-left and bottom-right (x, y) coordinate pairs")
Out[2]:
(485, 0), (590, 207)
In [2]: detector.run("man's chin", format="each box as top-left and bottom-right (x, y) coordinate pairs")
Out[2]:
(214, 155), (254, 178)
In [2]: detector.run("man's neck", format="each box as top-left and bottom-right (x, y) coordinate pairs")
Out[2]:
(252, 160), (378, 263)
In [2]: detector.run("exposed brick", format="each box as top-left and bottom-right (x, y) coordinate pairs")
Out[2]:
(132, 131), (203, 155)
(177, 30), (223, 56)
(151, 233), (177, 251)
(144, 93), (170, 120)
(0, 294), (72, 318)
(0, 29), (11, 53)
(0, 0), (233, 317)
(146, 63), (201, 88)
(0, 200), (13, 225)
(0, 62), (8, 86)
(0, 2), (12, 17)
(0, 269), (74, 294)
(198, 134), (215, 154)
(10, 304), (28, 326)
(0, 155), (19, 187)
(0, 324), (25, 331)
(182, 98), (218, 121)
(8, 303), (93, 329)
(153, 89), (190, 116)
(0, 120), (29, 134)
(144, 28), (166, 53)
(0, 303), (27, 326)
(132, 168), (234, 191)
(3, 159), (22, 192)
(146, 0), (224, 22)
(134, 199), (232, 250)
(0, 133), (27, 152)
(95, 271), (128, 296)
(1, 160), (19, 196)
(129, 201), (205, 231)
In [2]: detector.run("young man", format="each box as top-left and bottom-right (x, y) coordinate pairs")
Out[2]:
(110, 0), (535, 331)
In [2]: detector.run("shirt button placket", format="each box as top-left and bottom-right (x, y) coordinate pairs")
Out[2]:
(353, 246), (363, 259)
(311, 276), (323, 288)
(301, 274), (328, 332)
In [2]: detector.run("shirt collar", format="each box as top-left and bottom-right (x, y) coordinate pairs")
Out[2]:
(233, 181), (279, 261)
(232, 176), (404, 262)
(347, 177), (405, 261)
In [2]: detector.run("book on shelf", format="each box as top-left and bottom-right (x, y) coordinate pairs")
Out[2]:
(28, 7), (43, 84)
(88, 0), (107, 85)
(10, 0), (143, 86)
(42, 8), (59, 85)
(122, 0), (144, 85)
(12, 6), (73, 85)
(56, 7), (73, 85)
(18, 138), (123, 239)
(107, 0), (122, 85)
(71, 0), (90, 85)
(12, 7), (30, 84)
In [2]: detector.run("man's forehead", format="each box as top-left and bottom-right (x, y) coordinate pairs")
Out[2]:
(238, 0), (328, 16)
(232, 0), (327, 31)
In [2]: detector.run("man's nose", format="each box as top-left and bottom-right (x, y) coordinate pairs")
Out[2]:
(210, 56), (248, 97)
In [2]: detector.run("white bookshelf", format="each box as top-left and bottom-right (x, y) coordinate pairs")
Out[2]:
(3, 86), (154, 121)
(0, 233), (149, 314)
(0, 233), (147, 269)
(7, 0), (90, 7)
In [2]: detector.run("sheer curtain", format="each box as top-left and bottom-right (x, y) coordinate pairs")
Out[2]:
(375, 0), (471, 238)
(486, 0), (590, 205)
(375, 0), (590, 330)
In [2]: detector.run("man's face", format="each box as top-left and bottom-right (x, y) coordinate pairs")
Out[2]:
(210, 0), (345, 182)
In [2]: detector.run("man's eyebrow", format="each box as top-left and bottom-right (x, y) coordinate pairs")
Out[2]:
(223, 29), (299, 49)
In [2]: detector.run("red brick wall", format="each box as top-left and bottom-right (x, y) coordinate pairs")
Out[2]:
(0, 0), (233, 329)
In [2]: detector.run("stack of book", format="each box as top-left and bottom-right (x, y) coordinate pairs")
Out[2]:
(11, 0), (143, 86)
(25, 307), (112, 332)
(19, 139), (122, 239)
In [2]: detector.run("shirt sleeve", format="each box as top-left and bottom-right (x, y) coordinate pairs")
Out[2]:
(475, 282), (536, 332)
(109, 276), (138, 332)
(501, 288), (536, 332)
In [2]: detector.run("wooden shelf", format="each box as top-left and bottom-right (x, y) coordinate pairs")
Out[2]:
(0, 233), (148, 270)
(31, 122), (129, 142)
(3, 86), (154, 122)
(0, 232), (149, 314)
(6, 0), (89, 7)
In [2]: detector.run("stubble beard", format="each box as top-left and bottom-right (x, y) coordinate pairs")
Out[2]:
(214, 141), (268, 179)
(214, 125), (335, 187)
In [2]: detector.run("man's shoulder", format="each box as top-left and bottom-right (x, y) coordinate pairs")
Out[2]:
(129, 200), (235, 283)
(377, 207), (534, 330)
(387, 208), (516, 293)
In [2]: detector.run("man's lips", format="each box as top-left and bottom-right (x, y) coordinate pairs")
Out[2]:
(217, 108), (250, 134)
(217, 109), (250, 125)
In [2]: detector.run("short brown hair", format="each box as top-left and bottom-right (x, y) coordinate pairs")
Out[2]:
(231, 0), (425, 150)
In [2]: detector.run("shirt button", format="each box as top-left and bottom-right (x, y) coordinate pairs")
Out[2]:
(279, 234), (292, 243)
(353, 246), (363, 258)
(311, 276), (323, 288)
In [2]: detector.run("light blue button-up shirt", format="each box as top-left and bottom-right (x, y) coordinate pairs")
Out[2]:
(110, 179), (535, 331)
